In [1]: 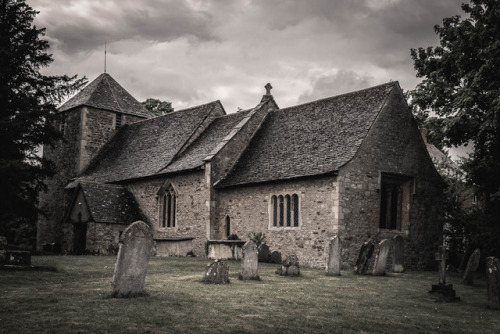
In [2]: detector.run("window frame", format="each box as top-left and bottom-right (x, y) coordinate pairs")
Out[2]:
(269, 192), (301, 229)
(158, 182), (177, 229)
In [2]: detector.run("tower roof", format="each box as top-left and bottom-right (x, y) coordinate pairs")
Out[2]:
(59, 73), (153, 118)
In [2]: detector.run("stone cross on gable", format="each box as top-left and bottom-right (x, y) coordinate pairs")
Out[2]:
(265, 83), (273, 96)
(435, 245), (448, 285)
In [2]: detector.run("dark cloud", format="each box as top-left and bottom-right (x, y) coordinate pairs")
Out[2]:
(31, 0), (216, 54)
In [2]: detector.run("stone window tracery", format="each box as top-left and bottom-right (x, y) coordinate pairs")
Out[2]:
(159, 184), (176, 228)
(270, 193), (300, 228)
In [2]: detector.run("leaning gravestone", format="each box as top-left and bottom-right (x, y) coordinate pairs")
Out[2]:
(392, 235), (404, 273)
(463, 248), (481, 285)
(240, 241), (259, 280)
(355, 241), (374, 275)
(486, 256), (500, 309)
(205, 260), (230, 284)
(326, 236), (341, 276)
(110, 221), (153, 297)
(372, 239), (390, 276)
(258, 244), (270, 262)
(277, 254), (300, 276)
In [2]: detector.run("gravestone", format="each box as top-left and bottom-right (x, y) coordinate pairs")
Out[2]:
(326, 236), (341, 276)
(277, 254), (300, 276)
(240, 241), (259, 280)
(270, 250), (282, 264)
(392, 235), (404, 273)
(486, 256), (500, 309)
(205, 260), (230, 284)
(463, 248), (481, 285)
(355, 241), (374, 274)
(258, 244), (270, 262)
(372, 239), (390, 276)
(429, 246), (460, 302)
(110, 221), (153, 297)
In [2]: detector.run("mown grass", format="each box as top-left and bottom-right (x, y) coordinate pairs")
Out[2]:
(0, 256), (498, 333)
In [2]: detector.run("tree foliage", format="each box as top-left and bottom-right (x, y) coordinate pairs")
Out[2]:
(141, 98), (174, 116)
(0, 0), (86, 246)
(410, 0), (500, 257)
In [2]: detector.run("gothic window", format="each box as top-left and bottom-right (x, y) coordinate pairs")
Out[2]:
(225, 216), (231, 238)
(159, 184), (176, 228)
(270, 193), (300, 228)
(379, 174), (411, 231)
(115, 113), (122, 129)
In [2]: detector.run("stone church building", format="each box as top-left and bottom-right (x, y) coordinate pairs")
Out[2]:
(37, 73), (443, 269)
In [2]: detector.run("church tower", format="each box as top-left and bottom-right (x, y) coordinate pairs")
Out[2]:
(37, 73), (153, 251)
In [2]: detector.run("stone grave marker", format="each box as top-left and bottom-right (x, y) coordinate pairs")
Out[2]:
(277, 254), (300, 276)
(270, 250), (282, 264)
(205, 260), (230, 284)
(258, 244), (270, 262)
(486, 256), (500, 309)
(110, 221), (153, 297)
(326, 236), (341, 276)
(392, 235), (404, 273)
(463, 248), (481, 285)
(240, 241), (259, 280)
(372, 239), (390, 276)
(429, 246), (460, 302)
(355, 241), (374, 274)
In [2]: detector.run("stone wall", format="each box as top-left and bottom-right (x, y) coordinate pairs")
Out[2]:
(126, 170), (210, 256)
(338, 87), (443, 269)
(37, 106), (146, 251)
(86, 222), (126, 254)
(216, 177), (339, 268)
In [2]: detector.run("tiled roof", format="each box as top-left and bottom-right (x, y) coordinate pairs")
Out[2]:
(79, 182), (144, 224)
(217, 82), (397, 187)
(163, 110), (252, 173)
(59, 73), (153, 119)
(80, 101), (224, 183)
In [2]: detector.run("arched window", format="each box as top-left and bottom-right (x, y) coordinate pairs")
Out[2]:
(226, 216), (231, 238)
(159, 184), (176, 228)
(270, 193), (300, 228)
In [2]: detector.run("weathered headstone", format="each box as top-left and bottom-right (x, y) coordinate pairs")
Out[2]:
(429, 246), (460, 302)
(486, 256), (500, 309)
(205, 260), (230, 284)
(392, 235), (404, 273)
(277, 254), (300, 276)
(240, 241), (259, 280)
(463, 248), (481, 285)
(258, 244), (270, 262)
(270, 250), (282, 264)
(110, 221), (153, 297)
(355, 241), (374, 274)
(326, 236), (341, 276)
(372, 239), (390, 276)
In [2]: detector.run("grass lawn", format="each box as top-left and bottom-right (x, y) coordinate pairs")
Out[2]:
(0, 256), (498, 334)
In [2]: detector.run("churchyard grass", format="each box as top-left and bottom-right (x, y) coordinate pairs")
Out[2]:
(1, 256), (499, 333)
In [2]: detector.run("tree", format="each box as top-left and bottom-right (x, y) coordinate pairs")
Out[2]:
(0, 0), (86, 247)
(410, 0), (500, 257)
(141, 98), (174, 116)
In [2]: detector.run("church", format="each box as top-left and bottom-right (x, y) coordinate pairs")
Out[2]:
(37, 73), (443, 269)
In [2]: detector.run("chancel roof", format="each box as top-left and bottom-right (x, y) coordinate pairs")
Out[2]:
(59, 73), (153, 119)
(217, 82), (397, 187)
(79, 101), (225, 183)
(78, 182), (143, 224)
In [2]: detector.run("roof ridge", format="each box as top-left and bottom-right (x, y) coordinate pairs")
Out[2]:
(103, 74), (124, 113)
(277, 81), (397, 113)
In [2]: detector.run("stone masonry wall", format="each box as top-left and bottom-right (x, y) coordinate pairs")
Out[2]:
(37, 106), (146, 251)
(126, 170), (210, 256)
(86, 222), (127, 254)
(338, 87), (443, 270)
(216, 177), (339, 268)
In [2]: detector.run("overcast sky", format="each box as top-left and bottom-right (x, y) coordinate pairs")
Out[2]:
(29, 0), (467, 114)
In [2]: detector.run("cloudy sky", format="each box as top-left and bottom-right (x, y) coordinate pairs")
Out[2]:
(30, 0), (465, 115)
